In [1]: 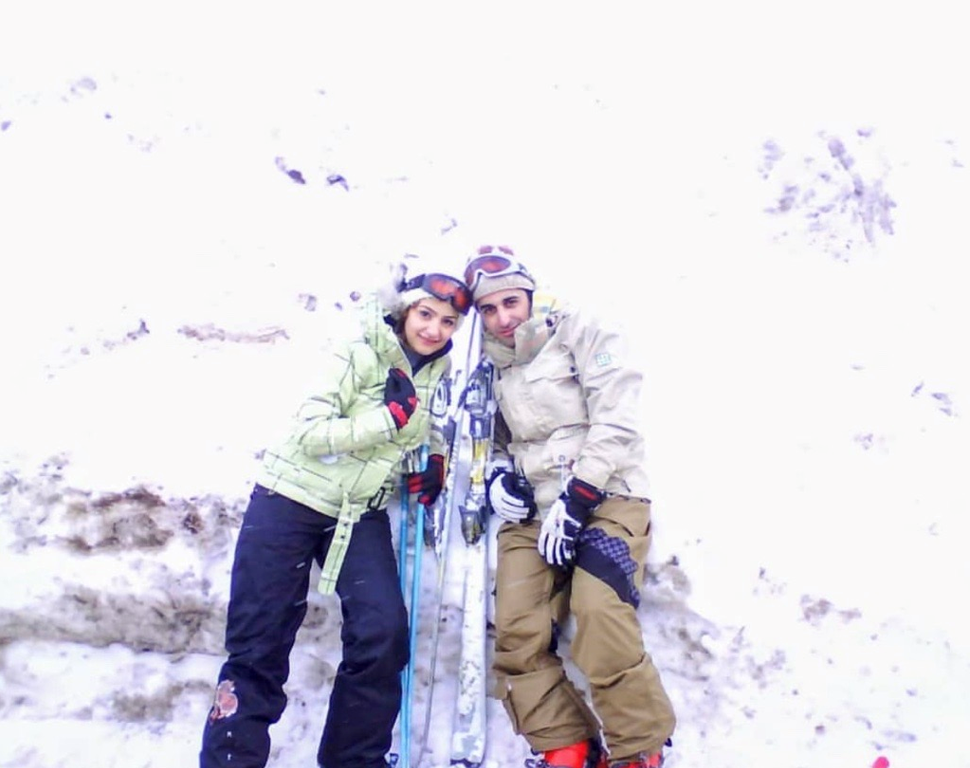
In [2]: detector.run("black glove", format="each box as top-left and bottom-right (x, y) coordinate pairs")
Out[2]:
(537, 477), (605, 566)
(383, 368), (417, 429)
(486, 467), (538, 523)
(406, 453), (446, 506)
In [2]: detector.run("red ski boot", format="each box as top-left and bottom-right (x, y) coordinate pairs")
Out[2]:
(540, 739), (605, 768)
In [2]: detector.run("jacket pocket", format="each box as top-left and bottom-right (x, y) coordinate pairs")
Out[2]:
(509, 352), (587, 438)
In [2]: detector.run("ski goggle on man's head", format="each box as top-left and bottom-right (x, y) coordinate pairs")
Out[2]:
(402, 273), (472, 315)
(463, 245), (534, 294)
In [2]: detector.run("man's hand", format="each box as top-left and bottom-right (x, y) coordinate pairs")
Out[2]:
(537, 478), (605, 566)
(486, 468), (538, 523)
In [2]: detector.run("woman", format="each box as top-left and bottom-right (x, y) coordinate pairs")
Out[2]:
(199, 265), (472, 768)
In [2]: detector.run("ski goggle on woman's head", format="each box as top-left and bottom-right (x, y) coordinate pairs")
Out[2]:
(402, 272), (472, 315)
(463, 245), (534, 294)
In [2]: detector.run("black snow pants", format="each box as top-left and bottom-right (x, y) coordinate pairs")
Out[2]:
(199, 485), (409, 768)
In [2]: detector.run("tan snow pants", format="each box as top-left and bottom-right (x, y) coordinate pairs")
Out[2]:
(492, 496), (676, 761)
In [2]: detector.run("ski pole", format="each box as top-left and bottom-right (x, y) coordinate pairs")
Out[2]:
(399, 472), (411, 596)
(398, 451), (416, 767)
(416, 382), (468, 768)
(402, 444), (429, 768)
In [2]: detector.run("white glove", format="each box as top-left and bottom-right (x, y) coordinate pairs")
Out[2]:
(537, 497), (584, 566)
(537, 478), (605, 566)
(486, 468), (537, 523)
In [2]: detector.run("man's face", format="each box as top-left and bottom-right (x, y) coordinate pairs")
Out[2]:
(476, 288), (531, 347)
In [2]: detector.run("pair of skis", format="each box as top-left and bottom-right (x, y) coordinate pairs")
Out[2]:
(396, 314), (494, 768)
(450, 352), (494, 768)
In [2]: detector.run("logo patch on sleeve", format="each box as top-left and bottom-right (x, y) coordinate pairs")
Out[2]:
(595, 352), (612, 367)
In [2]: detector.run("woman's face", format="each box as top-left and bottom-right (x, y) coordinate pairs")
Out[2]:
(402, 297), (460, 355)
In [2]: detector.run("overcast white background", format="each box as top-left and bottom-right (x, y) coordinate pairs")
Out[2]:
(1, 3), (968, 768)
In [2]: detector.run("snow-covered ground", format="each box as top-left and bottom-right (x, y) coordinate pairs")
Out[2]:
(2, 4), (968, 768)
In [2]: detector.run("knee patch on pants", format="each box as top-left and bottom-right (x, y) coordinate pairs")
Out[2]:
(575, 498), (652, 608)
(577, 526), (642, 608)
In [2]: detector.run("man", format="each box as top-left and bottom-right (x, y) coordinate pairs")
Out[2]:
(464, 245), (676, 768)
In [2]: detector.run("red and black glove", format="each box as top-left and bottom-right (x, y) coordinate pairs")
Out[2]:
(406, 453), (446, 506)
(383, 368), (417, 430)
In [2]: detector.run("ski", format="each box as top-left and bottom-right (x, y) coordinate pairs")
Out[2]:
(397, 314), (495, 768)
(450, 354), (495, 768)
(414, 360), (470, 768)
